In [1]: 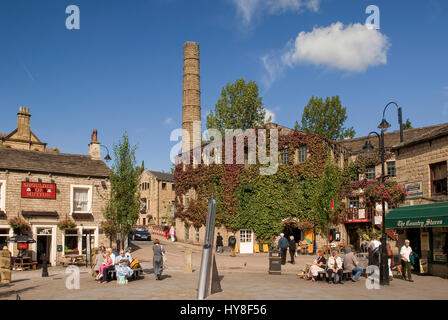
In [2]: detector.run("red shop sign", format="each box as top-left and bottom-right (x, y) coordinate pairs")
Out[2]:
(18, 243), (28, 250)
(21, 182), (56, 199)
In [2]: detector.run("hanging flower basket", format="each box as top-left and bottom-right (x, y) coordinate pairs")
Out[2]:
(362, 182), (408, 209)
(8, 217), (30, 234)
(58, 218), (77, 230)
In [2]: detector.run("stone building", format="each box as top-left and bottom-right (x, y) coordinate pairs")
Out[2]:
(0, 107), (110, 266)
(138, 170), (175, 227)
(173, 41), (347, 253)
(341, 123), (448, 277)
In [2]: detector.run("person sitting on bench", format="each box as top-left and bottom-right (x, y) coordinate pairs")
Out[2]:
(99, 248), (114, 283)
(343, 247), (363, 282)
(327, 250), (344, 284)
(308, 249), (326, 282)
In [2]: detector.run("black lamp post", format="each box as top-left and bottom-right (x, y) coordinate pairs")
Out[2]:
(100, 145), (112, 162)
(362, 102), (403, 286)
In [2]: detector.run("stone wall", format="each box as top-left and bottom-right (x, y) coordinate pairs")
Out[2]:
(0, 170), (109, 265)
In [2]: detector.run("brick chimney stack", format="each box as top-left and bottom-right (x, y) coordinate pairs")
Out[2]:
(88, 129), (102, 160)
(16, 106), (31, 140)
(182, 41), (201, 154)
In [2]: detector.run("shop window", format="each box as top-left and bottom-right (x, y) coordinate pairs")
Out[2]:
(280, 148), (289, 165)
(297, 146), (307, 163)
(64, 229), (79, 255)
(0, 180), (5, 212)
(195, 227), (200, 243)
(71, 185), (92, 213)
(432, 228), (448, 262)
(0, 228), (10, 250)
(348, 197), (360, 209)
(81, 229), (95, 254)
(185, 224), (190, 242)
(387, 161), (396, 177)
(430, 161), (447, 196)
(366, 167), (376, 180)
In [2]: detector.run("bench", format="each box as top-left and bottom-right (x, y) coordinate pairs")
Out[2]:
(106, 266), (143, 281)
(12, 262), (37, 270)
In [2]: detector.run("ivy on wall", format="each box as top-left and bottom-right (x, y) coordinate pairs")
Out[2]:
(174, 131), (344, 243)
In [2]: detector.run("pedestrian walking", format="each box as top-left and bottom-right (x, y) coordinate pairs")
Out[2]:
(228, 233), (236, 257)
(169, 226), (176, 242)
(400, 240), (414, 282)
(153, 239), (165, 280)
(288, 236), (296, 264)
(216, 232), (224, 253)
(278, 233), (288, 265)
(387, 243), (394, 281)
(163, 225), (169, 239)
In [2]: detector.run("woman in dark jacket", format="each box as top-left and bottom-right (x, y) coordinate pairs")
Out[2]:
(152, 239), (165, 280)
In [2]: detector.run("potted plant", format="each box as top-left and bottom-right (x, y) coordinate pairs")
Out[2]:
(8, 217), (30, 235)
(58, 218), (77, 230)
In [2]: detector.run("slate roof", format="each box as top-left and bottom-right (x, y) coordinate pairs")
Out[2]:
(339, 123), (448, 154)
(147, 170), (174, 182)
(0, 148), (110, 178)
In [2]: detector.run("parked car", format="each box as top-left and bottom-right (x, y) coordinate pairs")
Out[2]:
(131, 228), (151, 241)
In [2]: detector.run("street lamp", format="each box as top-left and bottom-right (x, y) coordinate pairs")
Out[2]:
(362, 102), (404, 286)
(100, 145), (112, 162)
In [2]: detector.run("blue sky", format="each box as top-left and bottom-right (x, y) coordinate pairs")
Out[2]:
(1, 0), (447, 171)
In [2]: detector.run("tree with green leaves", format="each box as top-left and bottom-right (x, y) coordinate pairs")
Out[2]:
(206, 78), (269, 135)
(310, 157), (342, 242)
(104, 132), (143, 249)
(295, 96), (355, 140)
(402, 118), (413, 130)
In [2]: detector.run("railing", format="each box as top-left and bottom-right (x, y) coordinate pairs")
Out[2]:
(345, 207), (376, 223)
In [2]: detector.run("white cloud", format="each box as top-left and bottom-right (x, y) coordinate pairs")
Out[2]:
(232, 0), (321, 25)
(261, 22), (390, 89)
(265, 109), (276, 123)
(164, 117), (174, 125)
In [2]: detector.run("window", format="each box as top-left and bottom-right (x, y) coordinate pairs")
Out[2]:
(71, 185), (92, 213)
(162, 182), (167, 190)
(140, 198), (147, 213)
(297, 146), (307, 163)
(432, 227), (448, 262)
(348, 197), (360, 208)
(185, 224), (190, 242)
(280, 149), (289, 164)
(81, 229), (95, 254)
(240, 229), (252, 243)
(0, 180), (5, 212)
(195, 227), (200, 243)
(0, 228), (10, 250)
(387, 161), (396, 177)
(430, 161), (447, 196)
(366, 167), (376, 180)
(185, 191), (190, 207)
(64, 229), (79, 255)
(172, 184), (175, 191)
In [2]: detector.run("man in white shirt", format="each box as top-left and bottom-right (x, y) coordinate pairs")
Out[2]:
(400, 240), (414, 282)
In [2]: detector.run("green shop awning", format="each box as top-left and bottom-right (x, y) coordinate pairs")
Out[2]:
(385, 202), (448, 229)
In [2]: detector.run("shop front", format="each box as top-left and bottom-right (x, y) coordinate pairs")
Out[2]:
(386, 202), (448, 278)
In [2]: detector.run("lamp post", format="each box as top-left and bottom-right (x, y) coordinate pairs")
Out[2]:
(362, 102), (403, 286)
(100, 145), (112, 162)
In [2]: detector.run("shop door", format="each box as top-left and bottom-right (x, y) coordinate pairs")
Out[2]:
(239, 229), (253, 254)
(36, 228), (52, 264)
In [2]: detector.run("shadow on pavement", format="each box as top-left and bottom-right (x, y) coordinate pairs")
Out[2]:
(0, 285), (39, 299)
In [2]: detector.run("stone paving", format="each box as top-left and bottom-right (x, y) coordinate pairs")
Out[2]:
(1, 236), (447, 300)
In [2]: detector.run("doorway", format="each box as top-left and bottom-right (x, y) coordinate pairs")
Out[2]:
(239, 229), (254, 254)
(282, 225), (302, 243)
(37, 235), (51, 264)
(406, 228), (421, 273)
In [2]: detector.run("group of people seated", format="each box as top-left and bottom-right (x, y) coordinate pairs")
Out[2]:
(93, 244), (135, 284)
(306, 247), (363, 284)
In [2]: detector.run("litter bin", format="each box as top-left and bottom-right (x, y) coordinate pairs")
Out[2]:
(269, 250), (281, 275)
